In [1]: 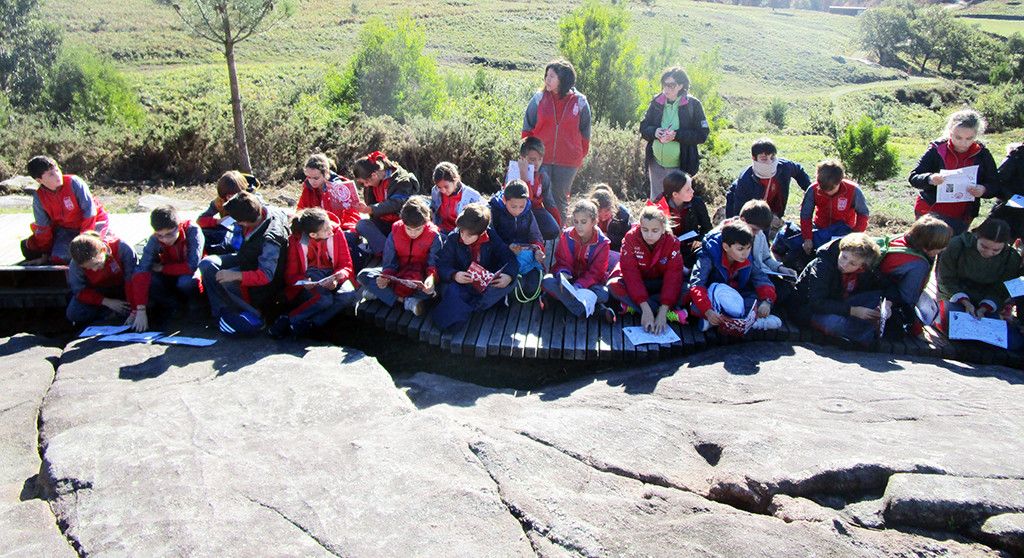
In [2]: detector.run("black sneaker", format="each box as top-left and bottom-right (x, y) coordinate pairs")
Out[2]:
(267, 315), (292, 339)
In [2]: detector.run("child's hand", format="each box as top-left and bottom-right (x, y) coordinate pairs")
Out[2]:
(493, 274), (513, 289)
(929, 174), (945, 186)
(152, 263), (163, 273)
(509, 245), (524, 254)
(102, 298), (130, 315)
(376, 275), (390, 289)
(653, 305), (669, 335)
(517, 158), (532, 182)
(757, 300), (771, 318)
(454, 271), (474, 285)
(534, 249), (544, 263)
(958, 299), (976, 317)
(216, 270), (242, 284)
(127, 308), (148, 332)
(640, 304), (656, 332)
(704, 309), (723, 327)
(422, 275), (435, 295)
(850, 306), (880, 321)
(802, 239), (814, 255)
(321, 276), (339, 291)
(967, 185), (987, 197)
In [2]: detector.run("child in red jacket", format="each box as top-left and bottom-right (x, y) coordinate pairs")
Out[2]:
(542, 199), (615, 323)
(357, 196), (442, 317)
(66, 231), (138, 327)
(607, 206), (687, 334)
(130, 205), (204, 329)
(21, 156), (110, 265)
(774, 159), (869, 266)
(296, 153), (361, 233)
(269, 207), (356, 338)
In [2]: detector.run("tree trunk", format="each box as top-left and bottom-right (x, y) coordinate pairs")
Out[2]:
(222, 16), (252, 173)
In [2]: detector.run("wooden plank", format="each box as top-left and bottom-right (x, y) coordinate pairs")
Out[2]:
(538, 304), (555, 359)
(474, 307), (499, 358)
(562, 310), (577, 360)
(406, 313), (425, 341)
(598, 316), (613, 360)
(621, 313), (645, 360)
(549, 304), (566, 360)
(691, 324), (707, 352)
(500, 301), (525, 357)
(428, 314), (443, 346)
(396, 308), (414, 337)
(679, 324), (696, 354)
(609, 311), (624, 360)
(487, 304), (511, 357)
(524, 298), (545, 359)
(451, 311), (483, 355)
(574, 316), (588, 361)
(513, 301), (538, 359)
(383, 304), (404, 332)
(668, 323), (683, 356)
(440, 319), (459, 352)
(372, 301), (390, 328)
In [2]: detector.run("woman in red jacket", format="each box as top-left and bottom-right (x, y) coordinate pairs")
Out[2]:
(270, 208), (356, 338)
(607, 206), (687, 334)
(522, 60), (592, 222)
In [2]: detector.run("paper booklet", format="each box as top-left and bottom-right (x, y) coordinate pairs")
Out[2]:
(936, 165), (979, 203)
(559, 274), (597, 318)
(948, 311), (1008, 349)
(623, 326), (681, 346)
(718, 305), (758, 337)
(505, 161), (535, 185)
(468, 262), (506, 294)
(380, 274), (425, 290)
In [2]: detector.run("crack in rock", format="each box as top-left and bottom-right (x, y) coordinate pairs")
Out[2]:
(244, 496), (346, 557)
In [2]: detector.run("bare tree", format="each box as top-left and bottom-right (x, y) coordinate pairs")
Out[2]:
(170, 0), (293, 173)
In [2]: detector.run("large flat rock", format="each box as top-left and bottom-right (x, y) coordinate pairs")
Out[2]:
(0, 335), (75, 557)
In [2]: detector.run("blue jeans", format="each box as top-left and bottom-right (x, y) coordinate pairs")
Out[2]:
(356, 218), (392, 256)
(357, 267), (433, 308)
(810, 291), (882, 346)
(66, 286), (124, 325)
(776, 222), (853, 257)
(288, 268), (357, 327)
(430, 281), (513, 331)
(198, 254), (260, 318)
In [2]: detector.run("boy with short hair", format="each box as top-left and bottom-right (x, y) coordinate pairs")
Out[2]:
(724, 138), (811, 223)
(358, 196), (443, 317)
(430, 203), (518, 331)
(518, 136), (562, 238)
(739, 200), (797, 306)
(689, 219), (780, 332)
(197, 170), (262, 255)
(198, 191), (290, 333)
(489, 180), (546, 298)
(21, 156), (110, 265)
(792, 233), (889, 346)
(131, 205), (204, 325)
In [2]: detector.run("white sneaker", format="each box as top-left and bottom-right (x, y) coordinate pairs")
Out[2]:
(752, 315), (782, 330)
(360, 289), (378, 302)
(403, 297), (424, 315)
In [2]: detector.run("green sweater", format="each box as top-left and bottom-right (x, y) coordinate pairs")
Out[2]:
(937, 231), (1021, 307)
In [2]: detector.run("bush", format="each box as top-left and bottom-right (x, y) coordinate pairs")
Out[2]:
(0, 0), (62, 110)
(835, 115), (900, 185)
(763, 97), (787, 130)
(576, 121), (646, 201)
(327, 15), (446, 121)
(687, 49), (730, 160)
(43, 47), (145, 129)
(559, 0), (643, 127)
(806, 100), (838, 138)
(975, 83), (1024, 131)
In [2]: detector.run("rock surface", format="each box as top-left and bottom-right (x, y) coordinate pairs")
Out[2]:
(4, 336), (1023, 555)
(981, 513), (1024, 554)
(0, 335), (74, 557)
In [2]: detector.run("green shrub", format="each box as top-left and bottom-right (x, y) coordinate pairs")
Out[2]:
(328, 15), (446, 121)
(763, 97), (787, 130)
(0, 0), (62, 110)
(835, 115), (900, 185)
(43, 47), (144, 128)
(559, 0), (643, 127)
(687, 49), (730, 160)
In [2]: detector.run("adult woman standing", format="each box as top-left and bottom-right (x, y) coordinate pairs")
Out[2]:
(522, 60), (593, 221)
(640, 66), (709, 201)
(909, 109), (999, 236)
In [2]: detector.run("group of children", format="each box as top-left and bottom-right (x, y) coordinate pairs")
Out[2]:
(18, 105), (1024, 351)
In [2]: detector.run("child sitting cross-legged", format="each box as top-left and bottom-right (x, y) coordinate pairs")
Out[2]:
(791, 233), (890, 347)
(689, 218), (781, 333)
(430, 203), (518, 332)
(607, 206), (687, 335)
(357, 196), (443, 317)
(270, 207), (357, 339)
(541, 199), (616, 323)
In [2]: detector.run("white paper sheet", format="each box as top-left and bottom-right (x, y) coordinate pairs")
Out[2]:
(219, 216), (236, 229)
(155, 336), (217, 347)
(1006, 194), (1024, 209)
(79, 325), (131, 337)
(936, 166), (979, 203)
(1005, 276), (1024, 299)
(879, 298), (892, 337)
(948, 311), (1008, 348)
(505, 161), (535, 185)
(623, 326), (681, 346)
(677, 230), (699, 242)
(559, 274), (597, 318)
(98, 332), (164, 344)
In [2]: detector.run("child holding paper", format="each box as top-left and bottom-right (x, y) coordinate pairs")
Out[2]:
(131, 205), (204, 326)
(689, 219), (780, 333)
(542, 200), (616, 323)
(651, 169), (711, 268)
(271, 207), (355, 338)
(431, 203), (518, 332)
(489, 180), (545, 302)
(358, 196), (442, 316)
(607, 206), (687, 335)
(197, 171), (262, 255)
(791, 233), (890, 347)
(936, 219), (1021, 334)
(66, 231), (139, 327)
(352, 151), (419, 258)
(430, 162), (482, 234)
(877, 215), (953, 337)
(910, 109), (999, 235)
(739, 200), (797, 307)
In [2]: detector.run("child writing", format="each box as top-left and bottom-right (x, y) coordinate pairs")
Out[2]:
(542, 199), (615, 323)
(131, 205), (204, 326)
(358, 196), (443, 317)
(607, 206), (686, 335)
(352, 151), (419, 257)
(66, 231), (139, 328)
(21, 156), (110, 265)
(792, 233), (889, 346)
(689, 218), (780, 333)
(431, 203), (518, 332)
(877, 215), (952, 336)
(269, 207), (356, 338)
(197, 170), (262, 255)
(430, 162), (483, 235)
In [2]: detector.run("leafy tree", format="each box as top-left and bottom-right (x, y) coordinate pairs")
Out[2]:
(559, 0), (643, 127)
(0, 0), (62, 109)
(170, 0), (295, 173)
(329, 15), (446, 121)
(858, 1), (913, 67)
(908, 6), (953, 74)
(763, 97), (787, 130)
(43, 47), (145, 128)
(687, 49), (730, 159)
(835, 116), (899, 185)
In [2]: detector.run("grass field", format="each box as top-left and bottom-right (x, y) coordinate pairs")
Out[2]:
(959, 16), (1024, 37)
(958, 0), (1024, 17)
